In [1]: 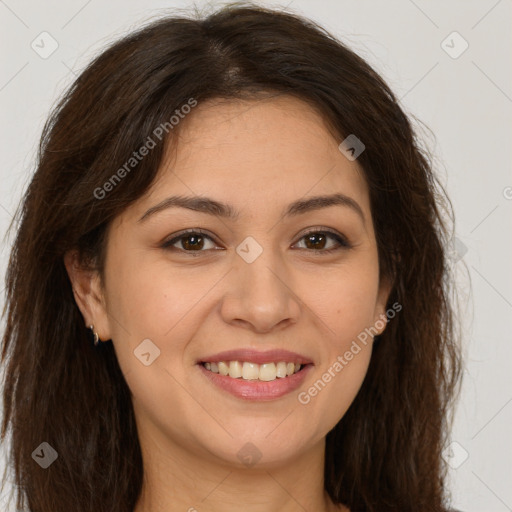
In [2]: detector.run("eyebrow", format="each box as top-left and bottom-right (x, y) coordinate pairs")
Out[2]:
(138, 193), (365, 224)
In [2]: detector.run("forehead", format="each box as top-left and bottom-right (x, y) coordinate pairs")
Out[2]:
(171, 95), (349, 168)
(128, 96), (371, 223)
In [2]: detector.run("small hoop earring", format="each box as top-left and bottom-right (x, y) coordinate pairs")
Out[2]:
(89, 325), (100, 346)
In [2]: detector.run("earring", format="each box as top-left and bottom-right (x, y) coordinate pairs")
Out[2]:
(89, 325), (100, 346)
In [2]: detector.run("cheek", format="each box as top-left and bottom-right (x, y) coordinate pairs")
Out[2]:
(297, 275), (378, 425)
(107, 253), (207, 336)
(106, 267), (209, 439)
(294, 264), (378, 417)
(298, 344), (372, 434)
(102, 259), (187, 376)
(306, 264), (381, 345)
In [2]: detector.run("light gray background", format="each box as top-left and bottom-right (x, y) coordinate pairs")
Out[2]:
(1, 1), (511, 511)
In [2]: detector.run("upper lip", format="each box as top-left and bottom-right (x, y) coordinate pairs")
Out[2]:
(198, 348), (313, 365)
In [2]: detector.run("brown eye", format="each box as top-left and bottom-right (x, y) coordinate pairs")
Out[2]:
(304, 233), (328, 250)
(294, 230), (350, 253)
(180, 234), (206, 251)
(162, 230), (218, 252)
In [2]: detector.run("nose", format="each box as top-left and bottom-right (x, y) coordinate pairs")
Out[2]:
(220, 248), (301, 334)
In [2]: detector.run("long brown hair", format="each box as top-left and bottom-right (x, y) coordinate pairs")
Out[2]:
(1, 3), (462, 511)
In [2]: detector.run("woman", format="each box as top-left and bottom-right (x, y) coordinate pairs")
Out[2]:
(0, 3), (463, 511)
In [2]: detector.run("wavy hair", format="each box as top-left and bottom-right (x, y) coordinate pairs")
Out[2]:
(1, 3), (462, 511)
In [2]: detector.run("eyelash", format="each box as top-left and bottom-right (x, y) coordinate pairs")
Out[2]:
(161, 227), (351, 256)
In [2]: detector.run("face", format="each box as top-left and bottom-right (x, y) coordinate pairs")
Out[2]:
(67, 96), (391, 469)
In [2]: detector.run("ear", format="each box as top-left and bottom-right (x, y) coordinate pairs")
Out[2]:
(63, 250), (112, 342)
(372, 274), (393, 336)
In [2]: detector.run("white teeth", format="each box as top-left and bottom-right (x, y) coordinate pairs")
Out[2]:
(276, 361), (288, 378)
(218, 361), (229, 376)
(242, 362), (259, 380)
(229, 360), (243, 378)
(259, 362), (276, 381)
(203, 360), (304, 381)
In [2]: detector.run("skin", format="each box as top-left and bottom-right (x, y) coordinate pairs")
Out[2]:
(65, 95), (391, 512)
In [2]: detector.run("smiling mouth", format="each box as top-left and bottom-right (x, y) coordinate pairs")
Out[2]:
(201, 361), (307, 381)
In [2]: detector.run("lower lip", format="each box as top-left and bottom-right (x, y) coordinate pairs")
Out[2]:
(198, 363), (313, 401)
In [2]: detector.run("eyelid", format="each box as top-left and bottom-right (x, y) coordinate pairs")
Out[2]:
(297, 226), (345, 240)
